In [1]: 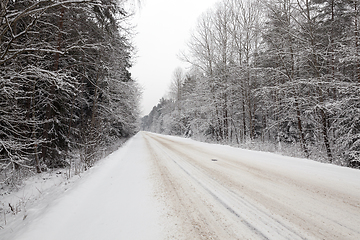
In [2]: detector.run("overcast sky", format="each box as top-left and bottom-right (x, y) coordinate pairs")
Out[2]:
(130, 0), (219, 116)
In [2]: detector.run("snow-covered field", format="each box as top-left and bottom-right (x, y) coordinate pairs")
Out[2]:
(1, 131), (360, 239)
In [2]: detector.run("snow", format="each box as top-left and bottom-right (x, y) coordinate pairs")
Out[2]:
(1, 132), (360, 239)
(143, 133), (360, 239)
(0, 134), (164, 240)
(173, 133), (360, 194)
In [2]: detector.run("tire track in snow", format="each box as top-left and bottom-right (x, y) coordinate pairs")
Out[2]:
(147, 133), (360, 240)
(144, 134), (231, 240)
(149, 137), (268, 239)
(144, 133), (309, 240)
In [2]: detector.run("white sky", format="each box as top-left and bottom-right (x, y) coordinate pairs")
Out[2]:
(130, 0), (219, 116)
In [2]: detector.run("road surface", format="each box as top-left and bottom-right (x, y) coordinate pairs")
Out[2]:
(5, 132), (360, 240)
(142, 132), (360, 240)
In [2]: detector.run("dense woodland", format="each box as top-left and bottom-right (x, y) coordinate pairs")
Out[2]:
(142, 0), (360, 168)
(0, 0), (140, 184)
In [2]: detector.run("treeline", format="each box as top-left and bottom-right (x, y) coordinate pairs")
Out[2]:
(142, 0), (360, 168)
(1, 0), (140, 181)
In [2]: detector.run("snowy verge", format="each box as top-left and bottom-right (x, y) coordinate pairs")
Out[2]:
(0, 169), (80, 228)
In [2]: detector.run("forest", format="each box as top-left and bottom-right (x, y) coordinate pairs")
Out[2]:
(142, 0), (360, 168)
(0, 0), (140, 184)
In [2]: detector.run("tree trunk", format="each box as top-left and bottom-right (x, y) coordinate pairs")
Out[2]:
(242, 97), (246, 142)
(31, 80), (41, 173)
(320, 107), (333, 162)
(303, 0), (333, 162)
(295, 98), (309, 158)
(42, 7), (64, 163)
(355, 1), (360, 81)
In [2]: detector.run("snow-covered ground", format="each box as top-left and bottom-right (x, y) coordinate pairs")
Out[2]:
(0, 169), (81, 228)
(1, 131), (360, 239)
(144, 132), (360, 239)
(0, 134), (165, 240)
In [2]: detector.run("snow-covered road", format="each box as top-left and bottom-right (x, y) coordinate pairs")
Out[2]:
(5, 133), (165, 240)
(143, 132), (360, 240)
(4, 132), (360, 239)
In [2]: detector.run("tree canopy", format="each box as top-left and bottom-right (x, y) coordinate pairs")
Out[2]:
(1, 0), (141, 183)
(143, 0), (360, 169)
